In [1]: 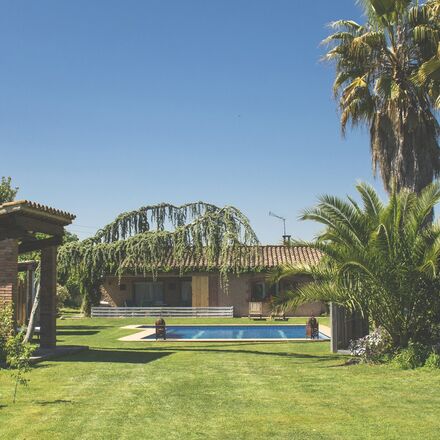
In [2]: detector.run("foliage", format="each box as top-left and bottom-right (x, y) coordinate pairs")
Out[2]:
(349, 327), (392, 363)
(424, 350), (440, 368)
(0, 176), (18, 204)
(0, 302), (14, 364)
(57, 233), (82, 307)
(323, 0), (440, 192)
(58, 202), (259, 315)
(391, 342), (431, 369)
(56, 284), (71, 311)
(272, 182), (440, 349)
(5, 331), (35, 403)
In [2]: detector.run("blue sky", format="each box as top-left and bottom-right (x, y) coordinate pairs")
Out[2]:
(0, 0), (386, 243)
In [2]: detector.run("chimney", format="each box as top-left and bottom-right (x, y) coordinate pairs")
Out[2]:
(282, 235), (291, 245)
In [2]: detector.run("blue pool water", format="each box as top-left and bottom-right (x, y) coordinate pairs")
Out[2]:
(143, 325), (329, 340)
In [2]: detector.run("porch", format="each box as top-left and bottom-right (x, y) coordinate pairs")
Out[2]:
(101, 274), (219, 308)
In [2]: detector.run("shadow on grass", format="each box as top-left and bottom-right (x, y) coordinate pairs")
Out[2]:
(36, 399), (72, 405)
(32, 363), (52, 370)
(96, 345), (339, 362)
(56, 325), (108, 330)
(57, 330), (100, 336)
(50, 349), (172, 364)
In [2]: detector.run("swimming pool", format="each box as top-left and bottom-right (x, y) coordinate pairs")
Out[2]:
(140, 325), (329, 341)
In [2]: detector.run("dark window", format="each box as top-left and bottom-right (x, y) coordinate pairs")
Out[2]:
(133, 282), (164, 306)
(119, 284), (127, 291)
(251, 281), (277, 301)
(251, 282), (266, 301)
(280, 279), (297, 293)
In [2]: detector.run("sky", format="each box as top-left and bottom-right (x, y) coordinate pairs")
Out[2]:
(0, 0), (387, 243)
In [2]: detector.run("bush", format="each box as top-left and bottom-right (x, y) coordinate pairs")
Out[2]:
(424, 352), (440, 369)
(392, 342), (431, 369)
(349, 327), (392, 363)
(6, 331), (35, 403)
(0, 302), (14, 364)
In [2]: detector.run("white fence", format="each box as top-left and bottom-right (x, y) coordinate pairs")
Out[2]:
(91, 306), (234, 318)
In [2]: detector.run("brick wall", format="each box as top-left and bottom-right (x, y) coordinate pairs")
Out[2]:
(0, 239), (18, 307)
(100, 272), (326, 317)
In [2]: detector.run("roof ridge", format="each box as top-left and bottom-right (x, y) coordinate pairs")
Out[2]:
(0, 199), (75, 220)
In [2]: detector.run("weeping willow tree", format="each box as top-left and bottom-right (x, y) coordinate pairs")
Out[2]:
(58, 202), (259, 315)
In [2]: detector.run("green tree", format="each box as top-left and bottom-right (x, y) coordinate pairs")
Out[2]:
(324, 0), (440, 193)
(0, 176), (18, 203)
(58, 202), (259, 315)
(272, 183), (440, 349)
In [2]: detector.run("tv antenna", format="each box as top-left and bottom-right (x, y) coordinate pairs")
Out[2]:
(269, 211), (287, 236)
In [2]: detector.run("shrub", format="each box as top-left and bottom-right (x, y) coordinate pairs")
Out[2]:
(424, 352), (440, 369)
(392, 342), (431, 370)
(6, 331), (35, 403)
(349, 327), (392, 363)
(0, 302), (14, 364)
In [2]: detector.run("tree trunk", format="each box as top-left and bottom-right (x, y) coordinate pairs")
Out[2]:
(23, 284), (40, 344)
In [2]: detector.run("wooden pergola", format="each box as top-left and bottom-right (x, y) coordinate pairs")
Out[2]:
(0, 200), (75, 349)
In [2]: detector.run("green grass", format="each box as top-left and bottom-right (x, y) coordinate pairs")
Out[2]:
(1, 317), (439, 440)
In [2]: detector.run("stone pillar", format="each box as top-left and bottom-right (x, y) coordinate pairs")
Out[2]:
(40, 246), (57, 349)
(0, 239), (18, 311)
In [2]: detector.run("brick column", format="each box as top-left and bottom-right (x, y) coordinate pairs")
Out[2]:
(40, 246), (57, 349)
(0, 239), (18, 310)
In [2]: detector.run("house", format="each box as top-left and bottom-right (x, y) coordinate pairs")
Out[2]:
(100, 245), (326, 317)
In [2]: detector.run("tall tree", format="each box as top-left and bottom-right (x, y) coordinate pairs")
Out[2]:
(0, 176), (18, 204)
(324, 0), (440, 193)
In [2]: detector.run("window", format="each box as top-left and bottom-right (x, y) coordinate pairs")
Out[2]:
(280, 279), (297, 293)
(181, 281), (192, 306)
(133, 282), (164, 306)
(251, 281), (278, 301)
(251, 282), (266, 301)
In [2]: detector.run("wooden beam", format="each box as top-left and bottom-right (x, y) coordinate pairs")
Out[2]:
(14, 215), (64, 236)
(18, 236), (63, 254)
(40, 246), (57, 349)
(0, 226), (28, 240)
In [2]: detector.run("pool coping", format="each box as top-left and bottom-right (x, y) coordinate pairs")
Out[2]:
(119, 324), (331, 342)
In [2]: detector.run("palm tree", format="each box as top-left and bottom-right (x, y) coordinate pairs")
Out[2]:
(272, 183), (440, 348)
(324, 0), (440, 193)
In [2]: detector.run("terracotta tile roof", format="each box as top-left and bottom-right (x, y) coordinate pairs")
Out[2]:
(144, 245), (321, 272)
(0, 200), (75, 221)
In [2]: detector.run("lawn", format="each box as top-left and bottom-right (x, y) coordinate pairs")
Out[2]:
(1, 316), (439, 440)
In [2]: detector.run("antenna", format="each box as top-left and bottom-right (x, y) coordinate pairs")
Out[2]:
(269, 211), (287, 236)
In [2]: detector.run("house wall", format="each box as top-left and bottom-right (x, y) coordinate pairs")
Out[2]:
(100, 272), (326, 317)
(215, 273), (326, 317)
(0, 239), (18, 307)
(100, 275), (192, 307)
